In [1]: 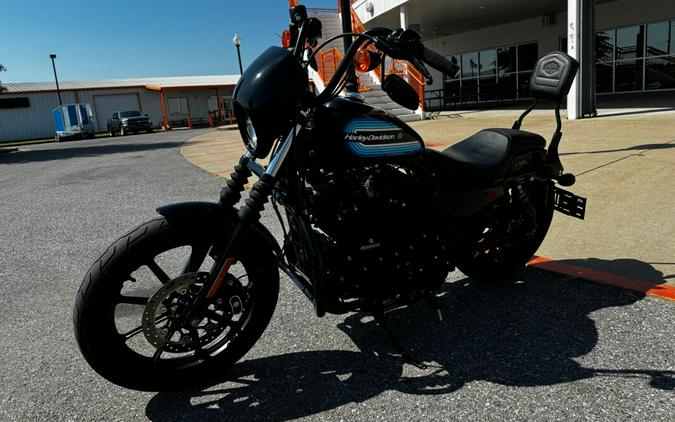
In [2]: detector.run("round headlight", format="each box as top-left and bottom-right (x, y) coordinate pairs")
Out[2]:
(244, 115), (258, 151)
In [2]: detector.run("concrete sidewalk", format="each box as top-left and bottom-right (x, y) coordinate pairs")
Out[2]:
(181, 108), (675, 293)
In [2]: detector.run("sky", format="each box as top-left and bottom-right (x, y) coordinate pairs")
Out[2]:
(0, 0), (338, 83)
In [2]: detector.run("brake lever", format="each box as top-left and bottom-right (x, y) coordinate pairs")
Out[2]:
(410, 57), (433, 85)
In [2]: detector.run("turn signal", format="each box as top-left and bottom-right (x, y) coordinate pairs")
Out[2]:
(282, 29), (292, 48)
(353, 49), (381, 73)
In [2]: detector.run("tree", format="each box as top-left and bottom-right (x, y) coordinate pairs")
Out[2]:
(0, 64), (6, 92)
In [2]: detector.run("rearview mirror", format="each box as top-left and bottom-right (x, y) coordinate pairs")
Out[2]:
(381, 74), (419, 111)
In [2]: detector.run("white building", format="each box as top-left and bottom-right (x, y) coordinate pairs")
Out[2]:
(351, 0), (675, 117)
(0, 76), (238, 142)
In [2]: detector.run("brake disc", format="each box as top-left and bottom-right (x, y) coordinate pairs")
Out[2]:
(141, 272), (236, 353)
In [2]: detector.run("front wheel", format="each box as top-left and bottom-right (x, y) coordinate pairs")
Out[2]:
(73, 217), (279, 391)
(456, 182), (554, 282)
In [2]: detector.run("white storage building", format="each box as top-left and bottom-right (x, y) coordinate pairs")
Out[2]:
(0, 75), (239, 142)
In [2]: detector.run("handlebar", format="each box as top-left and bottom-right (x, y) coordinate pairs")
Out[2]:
(309, 26), (453, 105)
(420, 47), (458, 75)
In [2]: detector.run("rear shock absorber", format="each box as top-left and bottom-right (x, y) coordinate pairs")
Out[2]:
(514, 184), (538, 238)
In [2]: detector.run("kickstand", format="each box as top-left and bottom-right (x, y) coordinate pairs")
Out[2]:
(422, 292), (444, 323)
(372, 309), (427, 370)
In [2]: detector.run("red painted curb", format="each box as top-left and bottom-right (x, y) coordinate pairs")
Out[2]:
(527, 256), (675, 301)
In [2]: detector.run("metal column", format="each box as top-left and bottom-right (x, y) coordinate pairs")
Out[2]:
(567, 0), (597, 119)
(339, 0), (359, 93)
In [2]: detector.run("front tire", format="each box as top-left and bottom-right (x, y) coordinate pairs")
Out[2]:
(73, 217), (279, 391)
(456, 182), (554, 282)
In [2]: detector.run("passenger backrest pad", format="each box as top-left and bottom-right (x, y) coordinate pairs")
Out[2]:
(529, 51), (579, 104)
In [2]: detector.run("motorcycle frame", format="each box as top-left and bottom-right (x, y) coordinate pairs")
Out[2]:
(199, 10), (574, 319)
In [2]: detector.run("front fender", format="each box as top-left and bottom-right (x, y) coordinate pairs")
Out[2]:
(156, 201), (280, 254)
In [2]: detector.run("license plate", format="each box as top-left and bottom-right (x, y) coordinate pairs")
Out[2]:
(553, 187), (587, 220)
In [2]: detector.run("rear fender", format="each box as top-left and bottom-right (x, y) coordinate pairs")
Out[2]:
(156, 201), (280, 254)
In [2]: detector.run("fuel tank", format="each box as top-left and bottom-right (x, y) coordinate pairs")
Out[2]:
(313, 97), (424, 161)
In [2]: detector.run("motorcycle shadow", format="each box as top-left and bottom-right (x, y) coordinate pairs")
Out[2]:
(146, 266), (673, 421)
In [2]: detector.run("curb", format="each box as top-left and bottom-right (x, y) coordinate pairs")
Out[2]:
(0, 147), (18, 154)
(527, 256), (675, 302)
(216, 124), (239, 131)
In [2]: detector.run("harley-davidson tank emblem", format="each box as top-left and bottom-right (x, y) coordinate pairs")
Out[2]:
(343, 117), (422, 157)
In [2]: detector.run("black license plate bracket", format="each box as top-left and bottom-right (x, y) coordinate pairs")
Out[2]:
(553, 187), (587, 220)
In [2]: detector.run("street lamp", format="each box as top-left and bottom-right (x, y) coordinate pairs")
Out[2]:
(49, 54), (63, 106)
(232, 34), (243, 75)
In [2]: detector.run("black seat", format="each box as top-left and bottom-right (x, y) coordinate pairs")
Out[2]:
(437, 128), (546, 184)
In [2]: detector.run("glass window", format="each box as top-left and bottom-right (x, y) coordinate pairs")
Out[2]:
(517, 72), (532, 98)
(596, 63), (613, 93)
(596, 30), (615, 62)
(647, 21), (671, 57)
(168, 97), (189, 115)
(497, 46), (516, 75)
(479, 76), (497, 101)
(616, 25), (644, 60)
(462, 52), (479, 78)
(461, 78), (478, 102)
(645, 56), (675, 90)
(479, 49), (497, 76)
(447, 55), (461, 79)
(615, 60), (644, 91)
(444, 80), (461, 104)
(497, 74), (517, 100)
(518, 43), (538, 71)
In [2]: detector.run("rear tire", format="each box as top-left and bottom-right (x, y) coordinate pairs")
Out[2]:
(73, 217), (279, 391)
(456, 182), (554, 282)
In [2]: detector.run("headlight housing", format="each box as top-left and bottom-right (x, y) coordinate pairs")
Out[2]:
(232, 46), (309, 159)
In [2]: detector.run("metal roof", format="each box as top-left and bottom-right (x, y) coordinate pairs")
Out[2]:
(0, 75), (240, 93)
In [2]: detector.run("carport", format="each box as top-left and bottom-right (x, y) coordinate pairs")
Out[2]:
(144, 75), (239, 130)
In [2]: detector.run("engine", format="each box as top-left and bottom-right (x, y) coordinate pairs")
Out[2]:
(301, 162), (451, 310)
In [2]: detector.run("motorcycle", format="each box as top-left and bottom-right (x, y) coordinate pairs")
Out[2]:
(74, 3), (586, 391)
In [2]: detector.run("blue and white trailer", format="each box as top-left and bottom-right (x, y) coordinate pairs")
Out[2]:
(52, 104), (95, 141)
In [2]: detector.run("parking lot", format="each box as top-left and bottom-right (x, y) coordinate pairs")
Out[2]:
(0, 131), (673, 421)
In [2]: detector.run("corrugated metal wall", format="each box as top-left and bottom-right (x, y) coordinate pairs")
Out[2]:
(0, 86), (234, 142)
(78, 88), (163, 132)
(165, 89), (213, 121)
(0, 91), (77, 142)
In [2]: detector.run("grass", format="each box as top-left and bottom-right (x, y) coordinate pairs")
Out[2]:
(0, 138), (56, 147)
(0, 128), (167, 148)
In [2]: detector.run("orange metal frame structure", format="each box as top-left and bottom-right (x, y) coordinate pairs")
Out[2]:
(308, 0), (424, 110)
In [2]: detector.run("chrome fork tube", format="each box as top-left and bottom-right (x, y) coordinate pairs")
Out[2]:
(265, 124), (301, 178)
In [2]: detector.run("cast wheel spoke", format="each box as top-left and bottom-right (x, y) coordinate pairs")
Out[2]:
(147, 260), (170, 284)
(122, 325), (144, 340)
(152, 348), (163, 363)
(182, 244), (210, 274)
(118, 295), (149, 305)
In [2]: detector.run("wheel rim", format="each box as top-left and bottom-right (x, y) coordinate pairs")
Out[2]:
(109, 241), (256, 370)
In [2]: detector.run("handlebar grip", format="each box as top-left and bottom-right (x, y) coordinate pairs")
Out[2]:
(421, 47), (459, 76)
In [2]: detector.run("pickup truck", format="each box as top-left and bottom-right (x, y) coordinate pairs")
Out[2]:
(107, 110), (153, 136)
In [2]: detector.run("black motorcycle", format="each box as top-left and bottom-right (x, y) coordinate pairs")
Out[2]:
(74, 4), (586, 391)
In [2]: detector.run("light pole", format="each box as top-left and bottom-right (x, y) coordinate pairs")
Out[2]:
(232, 34), (243, 75)
(49, 54), (63, 106)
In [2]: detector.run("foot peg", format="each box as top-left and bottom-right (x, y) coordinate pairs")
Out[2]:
(555, 173), (576, 187)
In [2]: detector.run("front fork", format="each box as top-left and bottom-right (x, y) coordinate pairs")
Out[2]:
(193, 126), (300, 307)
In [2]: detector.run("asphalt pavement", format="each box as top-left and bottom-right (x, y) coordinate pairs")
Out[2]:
(0, 131), (673, 421)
